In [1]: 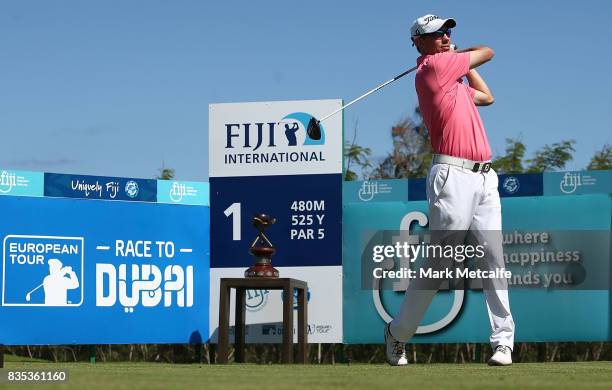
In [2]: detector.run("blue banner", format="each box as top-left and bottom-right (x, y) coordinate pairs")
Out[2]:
(498, 173), (543, 197)
(0, 196), (209, 345)
(0, 169), (44, 197)
(408, 178), (427, 201)
(343, 194), (611, 343)
(404, 172), (544, 201)
(210, 173), (342, 268)
(44, 173), (157, 202)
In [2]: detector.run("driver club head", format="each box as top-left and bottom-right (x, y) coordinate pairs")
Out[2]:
(252, 214), (276, 230)
(306, 117), (321, 140)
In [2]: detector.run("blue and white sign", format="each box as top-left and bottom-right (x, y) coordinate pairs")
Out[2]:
(210, 174), (341, 268)
(501, 176), (520, 194)
(209, 100), (343, 178)
(0, 169), (44, 197)
(0, 195), (209, 345)
(544, 170), (612, 196)
(405, 172), (545, 200)
(157, 180), (209, 206)
(342, 189), (611, 343)
(3, 235), (84, 306)
(498, 173), (543, 197)
(44, 173), (157, 202)
(209, 99), (343, 343)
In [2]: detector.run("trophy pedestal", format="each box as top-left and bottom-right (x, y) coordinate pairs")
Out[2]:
(218, 278), (309, 364)
(245, 246), (279, 278)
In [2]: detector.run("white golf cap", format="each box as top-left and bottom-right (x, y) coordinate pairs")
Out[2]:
(411, 14), (456, 37)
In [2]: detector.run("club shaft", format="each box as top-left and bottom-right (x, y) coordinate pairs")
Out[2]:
(318, 65), (418, 124)
(26, 283), (44, 296)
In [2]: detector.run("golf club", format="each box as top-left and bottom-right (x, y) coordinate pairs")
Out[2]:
(25, 283), (44, 302)
(307, 64), (418, 140)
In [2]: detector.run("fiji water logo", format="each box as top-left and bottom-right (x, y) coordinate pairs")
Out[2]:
(0, 170), (39, 196)
(502, 176), (520, 194)
(224, 112), (325, 151)
(168, 182), (201, 203)
(560, 172), (582, 194)
(357, 180), (393, 202)
(245, 289), (270, 312)
(169, 182), (186, 202)
(0, 171), (17, 193)
(125, 181), (139, 198)
(358, 181), (379, 201)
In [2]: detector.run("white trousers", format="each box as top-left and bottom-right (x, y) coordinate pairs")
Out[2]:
(389, 163), (515, 350)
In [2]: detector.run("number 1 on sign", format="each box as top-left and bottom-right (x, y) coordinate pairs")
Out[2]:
(224, 202), (241, 241)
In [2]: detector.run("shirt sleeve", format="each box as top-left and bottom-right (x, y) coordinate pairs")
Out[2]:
(467, 85), (477, 98)
(433, 52), (470, 89)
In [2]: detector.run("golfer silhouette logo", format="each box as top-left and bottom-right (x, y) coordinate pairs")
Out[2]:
(36, 259), (80, 306)
(284, 123), (299, 146)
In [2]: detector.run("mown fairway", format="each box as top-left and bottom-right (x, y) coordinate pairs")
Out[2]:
(3, 355), (612, 390)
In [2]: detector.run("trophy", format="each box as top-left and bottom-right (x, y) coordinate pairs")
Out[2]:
(245, 214), (280, 278)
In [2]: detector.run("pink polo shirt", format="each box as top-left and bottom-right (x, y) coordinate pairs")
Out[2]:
(415, 51), (492, 161)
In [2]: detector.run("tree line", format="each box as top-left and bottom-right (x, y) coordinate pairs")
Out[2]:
(345, 107), (611, 180)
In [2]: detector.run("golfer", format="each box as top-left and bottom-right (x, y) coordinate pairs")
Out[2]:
(43, 258), (79, 306)
(384, 14), (515, 366)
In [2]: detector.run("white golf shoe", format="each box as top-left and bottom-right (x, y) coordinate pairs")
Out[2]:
(384, 323), (408, 366)
(488, 345), (512, 366)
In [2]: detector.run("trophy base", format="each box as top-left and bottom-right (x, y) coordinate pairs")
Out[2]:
(245, 262), (279, 278)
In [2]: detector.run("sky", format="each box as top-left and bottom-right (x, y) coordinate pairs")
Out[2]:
(1, 1), (610, 182)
